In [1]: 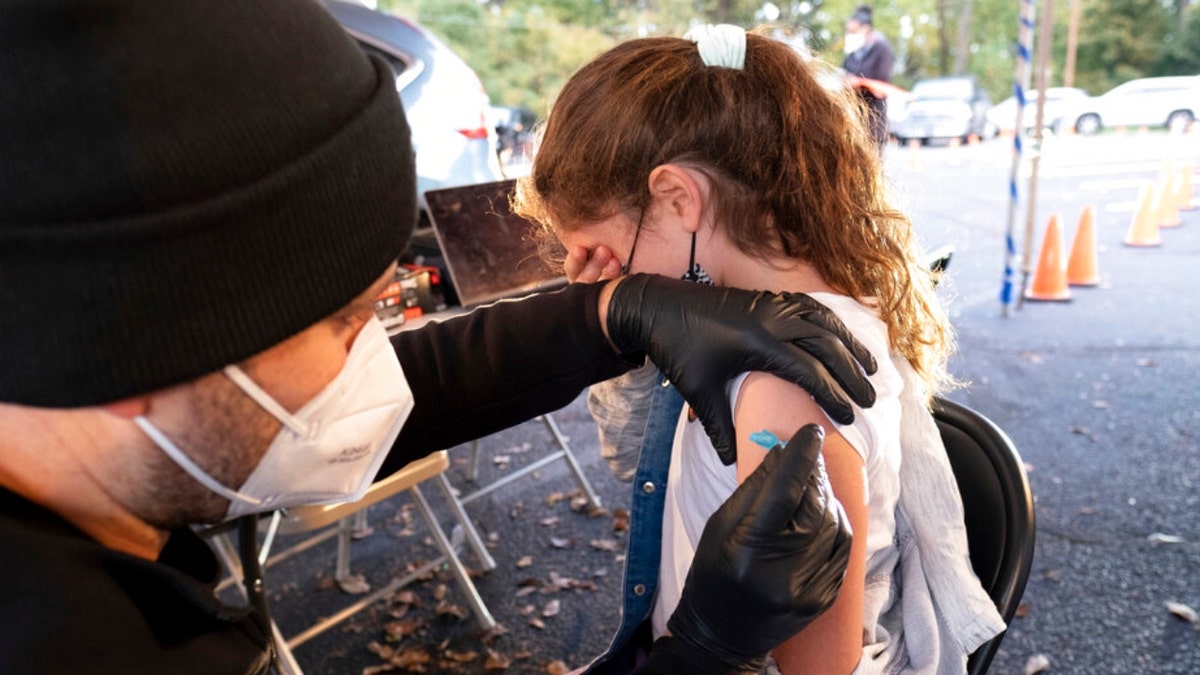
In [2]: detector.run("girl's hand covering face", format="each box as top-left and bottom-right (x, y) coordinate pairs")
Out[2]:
(564, 244), (623, 283)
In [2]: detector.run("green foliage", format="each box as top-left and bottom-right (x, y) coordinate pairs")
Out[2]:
(1074, 0), (1172, 93)
(375, 0), (1192, 115)
(1154, 3), (1200, 75)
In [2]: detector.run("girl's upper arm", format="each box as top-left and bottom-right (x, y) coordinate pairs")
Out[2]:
(734, 372), (869, 675)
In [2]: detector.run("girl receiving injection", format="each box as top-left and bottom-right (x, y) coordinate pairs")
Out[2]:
(515, 25), (1004, 675)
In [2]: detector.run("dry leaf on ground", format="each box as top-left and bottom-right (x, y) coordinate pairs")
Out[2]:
(542, 599), (561, 617)
(435, 601), (469, 620)
(1024, 653), (1050, 674)
(485, 649), (513, 670)
(612, 508), (630, 532)
(546, 660), (569, 675)
(516, 555), (534, 568)
(338, 574), (372, 595)
(383, 619), (424, 641)
(369, 642), (431, 669)
(392, 590), (418, 606)
(1166, 601), (1199, 624)
(443, 649), (479, 663)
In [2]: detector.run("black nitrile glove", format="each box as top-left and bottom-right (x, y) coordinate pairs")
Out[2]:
(652, 425), (853, 674)
(607, 274), (877, 464)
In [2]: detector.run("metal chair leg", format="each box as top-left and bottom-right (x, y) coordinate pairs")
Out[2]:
(334, 513), (353, 583)
(541, 413), (602, 508)
(467, 439), (481, 482)
(435, 473), (497, 571)
(271, 619), (305, 675)
(409, 484), (497, 630)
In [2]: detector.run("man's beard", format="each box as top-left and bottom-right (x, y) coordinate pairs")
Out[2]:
(132, 374), (281, 530)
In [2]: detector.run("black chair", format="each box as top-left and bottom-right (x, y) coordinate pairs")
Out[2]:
(932, 397), (1036, 675)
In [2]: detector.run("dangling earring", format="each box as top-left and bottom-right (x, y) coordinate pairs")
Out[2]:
(681, 232), (713, 284)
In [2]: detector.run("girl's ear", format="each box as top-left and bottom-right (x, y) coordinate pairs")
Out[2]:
(647, 164), (706, 234)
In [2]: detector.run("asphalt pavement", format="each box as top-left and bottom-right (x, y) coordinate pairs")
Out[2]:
(266, 130), (1200, 674)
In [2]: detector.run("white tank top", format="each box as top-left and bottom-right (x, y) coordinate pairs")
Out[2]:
(651, 293), (906, 645)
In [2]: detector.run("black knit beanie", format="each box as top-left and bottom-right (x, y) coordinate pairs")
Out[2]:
(0, 0), (417, 407)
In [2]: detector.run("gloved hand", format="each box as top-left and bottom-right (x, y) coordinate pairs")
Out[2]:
(607, 274), (877, 463)
(639, 425), (852, 674)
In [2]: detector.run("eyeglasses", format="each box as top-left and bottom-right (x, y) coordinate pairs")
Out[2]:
(619, 210), (646, 276)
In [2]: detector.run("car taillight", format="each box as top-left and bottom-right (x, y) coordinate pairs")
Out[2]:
(456, 110), (489, 139)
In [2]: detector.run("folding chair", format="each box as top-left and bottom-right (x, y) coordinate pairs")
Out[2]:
(206, 450), (497, 675)
(933, 397), (1036, 675)
(456, 413), (602, 508)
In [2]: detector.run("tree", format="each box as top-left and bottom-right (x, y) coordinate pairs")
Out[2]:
(1074, 0), (1172, 92)
(373, 0), (1183, 119)
(1154, 2), (1200, 74)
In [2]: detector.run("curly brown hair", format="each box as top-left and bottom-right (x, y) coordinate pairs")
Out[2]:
(514, 30), (953, 393)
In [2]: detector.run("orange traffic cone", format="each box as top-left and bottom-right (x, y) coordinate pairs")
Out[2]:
(1124, 183), (1162, 247)
(906, 138), (920, 170)
(1154, 160), (1181, 228)
(1177, 162), (1195, 211)
(1067, 205), (1101, 286)
(1158, 170), (1182, 228)
(1025, 214), (1072, 301)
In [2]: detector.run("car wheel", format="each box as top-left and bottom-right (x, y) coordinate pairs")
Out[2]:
(1166, 110), (1194, 132)
(1075, 114), (1101, 135)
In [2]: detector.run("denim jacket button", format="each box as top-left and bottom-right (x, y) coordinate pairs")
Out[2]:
(641, 481), (656, 494)
(633, 583), (647, 596)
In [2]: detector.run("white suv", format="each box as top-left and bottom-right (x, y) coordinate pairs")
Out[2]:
(1060, 76), (1200, 135)
(325, 1), (504, 211)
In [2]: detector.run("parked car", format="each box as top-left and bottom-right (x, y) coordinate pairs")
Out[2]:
(489, 105), (539, 169)
(889, 76), (992, 145)
(325, 1), (504, 210)
(987, 87), (1089, 134)
(1057, 76), (1200, 135)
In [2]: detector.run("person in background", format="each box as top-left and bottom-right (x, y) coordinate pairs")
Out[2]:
(842, 5), (895, 150)
(0, 2), (870, 673)
(517, 24), (1005, 674)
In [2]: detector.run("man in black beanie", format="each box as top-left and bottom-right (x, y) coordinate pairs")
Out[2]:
(0, 1), (872, 673)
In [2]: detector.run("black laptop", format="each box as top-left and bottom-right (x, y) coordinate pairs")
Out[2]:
(423, 179), (567, 307)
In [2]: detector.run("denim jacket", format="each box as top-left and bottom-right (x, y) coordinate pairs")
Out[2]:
(581, 364), (683, 674)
